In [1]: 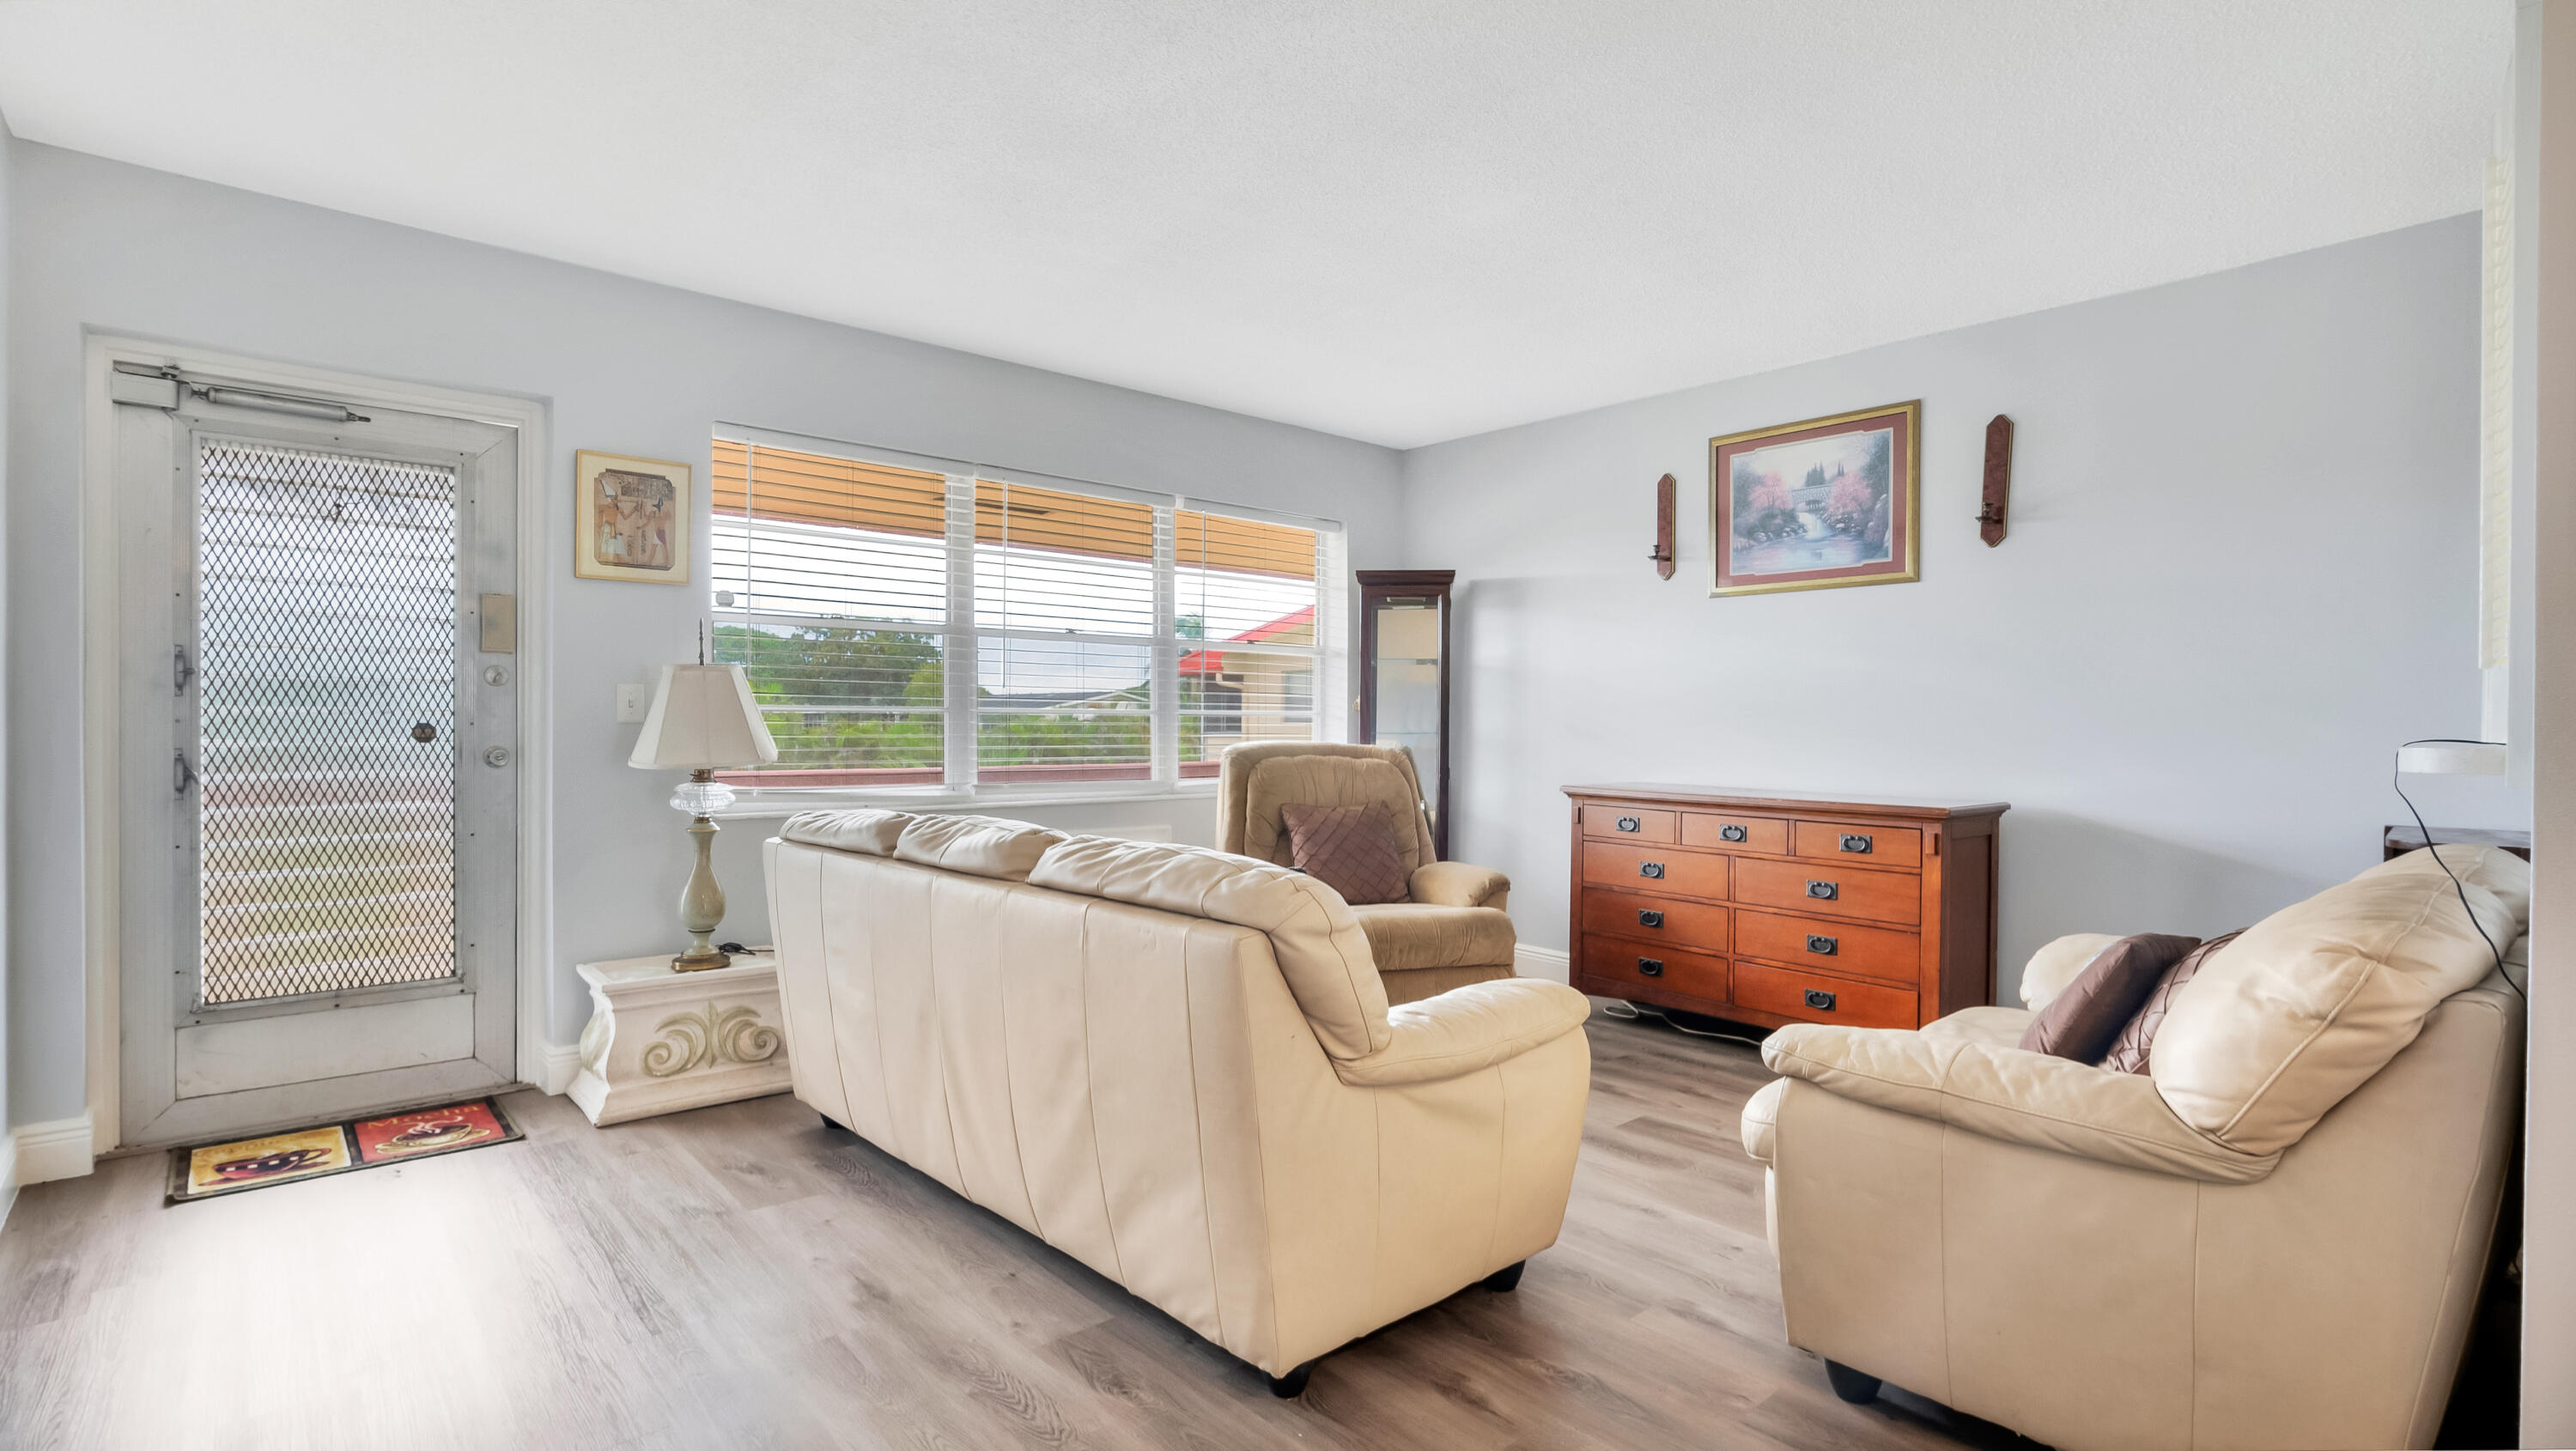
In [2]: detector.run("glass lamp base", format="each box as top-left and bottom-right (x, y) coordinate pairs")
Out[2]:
(671, 778), (737, 816)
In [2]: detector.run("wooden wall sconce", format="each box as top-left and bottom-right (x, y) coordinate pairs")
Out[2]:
(1651, 473), (1676, 579)
(1978, 415), (2014, 546)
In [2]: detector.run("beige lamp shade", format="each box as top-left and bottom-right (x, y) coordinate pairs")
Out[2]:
(628, 663), (780, 770)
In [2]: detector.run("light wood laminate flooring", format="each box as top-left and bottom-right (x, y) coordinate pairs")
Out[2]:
(0, 1010), (2029, 1450)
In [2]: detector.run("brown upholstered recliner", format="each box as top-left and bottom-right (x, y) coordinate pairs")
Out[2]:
(1215, 742), (1515, 1005)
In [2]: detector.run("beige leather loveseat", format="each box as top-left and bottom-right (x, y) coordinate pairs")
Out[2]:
(1217, 742), (1516, 1003)
(1741, 847), (2526, 1450)
(764, 808), (1595, 1394)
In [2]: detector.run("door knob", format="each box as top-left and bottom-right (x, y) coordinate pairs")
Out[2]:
(410, 722), (438, 743)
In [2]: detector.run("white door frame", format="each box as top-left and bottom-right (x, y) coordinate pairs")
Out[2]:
(82, 334), (553, 1158)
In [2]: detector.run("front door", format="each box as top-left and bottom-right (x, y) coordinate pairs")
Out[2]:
(114, 373), (520, 1148)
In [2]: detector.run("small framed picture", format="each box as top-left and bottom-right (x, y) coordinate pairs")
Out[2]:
(575, 450), (690, 585)
(1710, 401), (1919, 597)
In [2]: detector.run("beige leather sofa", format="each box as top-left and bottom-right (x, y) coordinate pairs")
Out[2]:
(1740, 847), (2528, 1451)
(1216, 741), (1516, 1004)
(763, 808), (1594, 1394)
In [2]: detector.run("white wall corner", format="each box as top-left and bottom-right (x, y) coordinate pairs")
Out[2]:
(15, 1113), (98, 1187)
(1515, 943), (1571, 984)
(532, 1041), (583, 1096)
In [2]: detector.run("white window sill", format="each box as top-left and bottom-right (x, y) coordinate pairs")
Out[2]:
(706, 782), (1220, 821)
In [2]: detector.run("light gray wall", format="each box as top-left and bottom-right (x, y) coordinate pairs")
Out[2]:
(1402, 213), (2519, 1006)
(3, 141), (1402, 1124)
(2521, 1), (2575, 1440)
(0, 119), (14, 1138)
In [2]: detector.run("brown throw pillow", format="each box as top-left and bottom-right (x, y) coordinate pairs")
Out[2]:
(2099, 930), (2245, 1075)
(2017, 932), (2201, 1064)
(1279, 801), (1409, 905)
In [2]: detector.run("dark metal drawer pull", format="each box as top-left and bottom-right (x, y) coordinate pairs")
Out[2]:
(1839, 833), (1873, 853)
(1637, 957), (1665, 978)
(1806, 934), (1838, 956)
(1720, 823), (1747, 842)
(1807, 880), (1838, 900)
(1615, 816), (1641, 833)
(1640, 861), (1665, 879)
(1637, 910), (1664, 928)
(1803, 988), (1837, 1011)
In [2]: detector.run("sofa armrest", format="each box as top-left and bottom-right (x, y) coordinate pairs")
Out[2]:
(1759, 1024), (2281, 1183)
(1410, 860), (1510, 910)
(1334, 978), (1588, 1086)
(1741, 1077), (1786, 1163)
(2018, 932), (2120, 1010)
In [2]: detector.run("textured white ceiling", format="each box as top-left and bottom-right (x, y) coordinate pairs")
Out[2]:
(0, 2), (2513, 447)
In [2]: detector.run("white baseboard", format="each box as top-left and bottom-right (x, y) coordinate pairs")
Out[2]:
(532, 1041), (583, 1096)
(0, 1132), (16, 1231)
(14, 1114), (98, 1190)
(1516, 943), (1571, 984)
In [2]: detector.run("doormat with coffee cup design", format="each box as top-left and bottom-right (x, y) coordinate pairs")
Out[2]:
(165, 1096), (523, 1204)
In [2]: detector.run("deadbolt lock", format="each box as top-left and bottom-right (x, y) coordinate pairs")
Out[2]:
(484, 746), (512, 768)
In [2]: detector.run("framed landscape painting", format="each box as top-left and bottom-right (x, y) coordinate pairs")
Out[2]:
(575, 450), (690, 585)
(1710, 400), (1918, 597)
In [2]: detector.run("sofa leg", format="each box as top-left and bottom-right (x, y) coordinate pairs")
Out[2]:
(1266, 1360), (1317, 1399)
(1824, 1360), (1881, 1404)
(819, 1113), (853, 1136)
(1480, 1260), (1527, 1292)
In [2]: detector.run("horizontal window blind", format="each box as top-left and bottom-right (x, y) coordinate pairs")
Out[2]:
(712, 434), (1336, 795)
(1175, 507), (1320, 776)
(712, 440), (948, 786)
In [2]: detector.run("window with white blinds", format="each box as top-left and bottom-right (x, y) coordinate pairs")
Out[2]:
(711, 433), (1340, 798)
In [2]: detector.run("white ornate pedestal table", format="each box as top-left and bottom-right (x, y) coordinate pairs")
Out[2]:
(567, 952), (791, 1126)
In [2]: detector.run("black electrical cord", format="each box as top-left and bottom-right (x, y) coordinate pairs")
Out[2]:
(1598, 998), (1773, 1050)
(2392, 738), (2519, 998)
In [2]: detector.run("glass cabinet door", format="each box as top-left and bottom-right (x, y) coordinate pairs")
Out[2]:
(1358, 571), (1453, 859)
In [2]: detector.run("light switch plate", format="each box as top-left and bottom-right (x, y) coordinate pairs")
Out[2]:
(617, 683), (649, 724)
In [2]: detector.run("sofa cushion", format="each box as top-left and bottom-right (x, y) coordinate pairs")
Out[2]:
(1349, 902), (1516, 973)
(2360, 844), (2532, 925)
(893, 813), (1067, 882)
(781, 807), (913, 856)
(2150, 865), (2524, 1155)
(1243, 755), (1429, 873)
(2019, 932), (2201, 1064)
(1280, 800), (1409, 904)
(1027, 835), (1392, 1059)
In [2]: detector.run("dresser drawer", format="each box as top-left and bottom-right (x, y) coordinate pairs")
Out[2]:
(1582, 890), (1728, 954)
(1733, 961), (1917, 1029)
(1583, 935), (1728, 1003)
(1733, 908), (1920, 984)
(1583, 804), (1678, 844)
(1793, 820), (1923, 869)
(1733, 858), (1920, 926)
(1680, 812), (1789, 854)
(1582, 841), (1728, 901)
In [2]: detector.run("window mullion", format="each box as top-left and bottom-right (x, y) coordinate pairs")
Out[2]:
(942, 473), (978, 788)
(1151, 503), (1179, 786)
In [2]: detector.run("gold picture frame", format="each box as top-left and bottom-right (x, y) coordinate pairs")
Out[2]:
(1709, 400), (1920, 597)
(575, 450), (691, 585)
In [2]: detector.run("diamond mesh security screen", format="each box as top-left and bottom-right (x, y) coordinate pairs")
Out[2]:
(196, 440), (462, 1005)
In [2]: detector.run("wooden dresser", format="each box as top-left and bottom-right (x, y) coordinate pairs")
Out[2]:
(1563, 785), (2008, 1030)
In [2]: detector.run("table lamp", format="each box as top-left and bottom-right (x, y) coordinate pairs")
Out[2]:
(629, 662), (779, 970)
